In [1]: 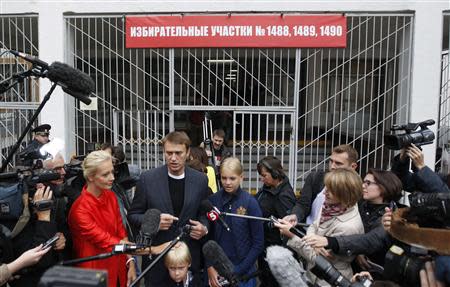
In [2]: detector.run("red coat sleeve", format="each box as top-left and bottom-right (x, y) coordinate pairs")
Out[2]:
(69, 199), (123, 251)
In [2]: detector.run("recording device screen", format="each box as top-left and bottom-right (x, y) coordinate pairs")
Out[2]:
(43, 234), (59, 249)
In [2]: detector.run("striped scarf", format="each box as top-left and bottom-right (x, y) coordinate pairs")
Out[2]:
(320, 202), (347, 224)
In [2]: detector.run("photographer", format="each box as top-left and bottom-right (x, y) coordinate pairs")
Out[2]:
(4, 185), (60, 287)
(40, 154), (69, 258)
(392, 143), (449, 194)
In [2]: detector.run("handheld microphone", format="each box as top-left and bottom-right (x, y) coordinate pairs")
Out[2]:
(113, 244), (148, 254)
(137, 209), (161, 247)
(201, 200), (231, 232)
(9, 50), (49, 69)
(202, 240), (237, 285)
(266, 245), (308, 287)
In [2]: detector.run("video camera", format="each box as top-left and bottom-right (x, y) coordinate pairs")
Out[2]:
(383, 245), (428, 287)
(384, 119), (435, 150)
(0, 168), (60, 220)
(17, 143), (51, 169)
(406, 192), (450, 228)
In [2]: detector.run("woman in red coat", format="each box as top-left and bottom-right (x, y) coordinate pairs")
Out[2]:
(69, 150), (136, 286)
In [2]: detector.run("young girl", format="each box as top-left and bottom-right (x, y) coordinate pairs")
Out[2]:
(207, 157), (264, 287)
(275, 168), (364, 286)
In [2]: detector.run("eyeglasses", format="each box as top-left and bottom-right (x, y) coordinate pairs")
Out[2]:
(363, 180), (378, 186)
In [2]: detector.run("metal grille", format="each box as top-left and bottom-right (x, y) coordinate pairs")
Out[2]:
(65, 14), (414, 192)
(437, 14), (450, 172)
(0, 15), (40, 170)
(113, 110), (169, 170)
(65, 17), (170, 159)
(173, 48), (295, 109)
(296, 15), (413, 189)
(233, 111), (295, 192)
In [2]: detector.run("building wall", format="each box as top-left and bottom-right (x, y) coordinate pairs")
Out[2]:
(2, 0), (449, 169)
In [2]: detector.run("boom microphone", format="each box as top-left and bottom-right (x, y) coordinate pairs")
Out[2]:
(137, 209), (161, 246)
(47, 62), (94, 105)
(201, 200), (231, 232)
(202, 240), (237, 285)
(266, 245), (308, 287)
(9, 51), (94, 105)
(9, 50), (49, 69)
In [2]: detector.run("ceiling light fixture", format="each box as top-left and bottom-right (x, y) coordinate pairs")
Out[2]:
(207, 59), (235, 63)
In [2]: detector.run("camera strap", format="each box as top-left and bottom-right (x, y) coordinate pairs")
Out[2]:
(10, 193), (30, 238)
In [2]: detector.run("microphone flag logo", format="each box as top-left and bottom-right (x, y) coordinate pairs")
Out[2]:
(207, 210), (219, 221)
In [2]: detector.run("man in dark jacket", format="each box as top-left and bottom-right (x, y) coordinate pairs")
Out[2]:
(392, 143), (450, 194)
(128, 131), (209, 287)
(284, 144), (359, 225)
(17, 124), (51, 166)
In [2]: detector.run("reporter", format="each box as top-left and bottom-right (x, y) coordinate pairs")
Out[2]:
(304, 169), (403, 270)
(68, 151), (136, 287)
(0, 244), (50, 285)
(276, 169), (364, 286)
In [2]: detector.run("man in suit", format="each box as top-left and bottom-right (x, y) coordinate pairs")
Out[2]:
(284, 144), (358, 225)
(128, 131), (209, 287)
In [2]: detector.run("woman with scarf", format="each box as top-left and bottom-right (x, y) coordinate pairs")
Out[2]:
(275, 168), (364, 286)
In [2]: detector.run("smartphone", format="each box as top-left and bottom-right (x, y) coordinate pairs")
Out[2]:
(389, 201), (398, 211)
(43, 234), (59, 249)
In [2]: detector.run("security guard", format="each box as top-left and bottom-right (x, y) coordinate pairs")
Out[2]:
(31, 124), (51, 145)
(17, 124), (51, 166)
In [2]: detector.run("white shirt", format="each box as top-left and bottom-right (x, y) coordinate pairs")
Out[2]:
(306, 187), (326, 224)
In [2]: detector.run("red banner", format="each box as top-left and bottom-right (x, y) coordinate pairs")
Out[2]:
(126, 14), (347, 48)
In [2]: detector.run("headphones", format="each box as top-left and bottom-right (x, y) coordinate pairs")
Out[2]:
(260, 159), (282, 180)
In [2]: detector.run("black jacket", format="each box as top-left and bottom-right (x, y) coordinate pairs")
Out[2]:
(291, 170), (326, 223)
(128, 166), (209, 287)
(391, 154), (450, 194)
(331, 201), (403, 267)
(4, 215), (58, 287)
(255, 177), (296, 246)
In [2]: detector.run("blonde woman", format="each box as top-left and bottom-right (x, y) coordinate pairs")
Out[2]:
(68, 150), (136, 287)
(207, 157), (264, 287)
(275, 168), (364, 286)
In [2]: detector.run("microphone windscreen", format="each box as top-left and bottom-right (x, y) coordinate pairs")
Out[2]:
(202, 240), (235, 283)
(266, 245), (308, 287)
(141, 208), (161, 237)
(200, 199), (214, 213)
(47, 62), (95, 94)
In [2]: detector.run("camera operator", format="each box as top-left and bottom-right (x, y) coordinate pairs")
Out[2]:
(383, 210), (449, 287)
(4, 185), (60, 287)
(392, 143), (449, 194)
(40, 154), (69, 257)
